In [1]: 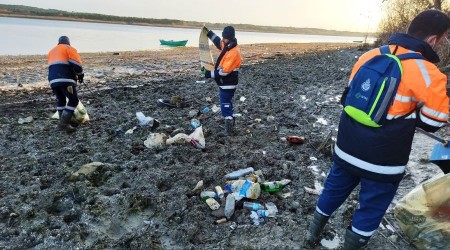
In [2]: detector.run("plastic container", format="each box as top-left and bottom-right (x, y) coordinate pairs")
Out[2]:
(224, 193), (236, 219)
(257, 202), (278, 218)
(224, 179), (261, 200)
(225, 167), (255, 180)
(205, 198), (220, 210)
(190, 118), (201, 129)
(215, 186), (224, 199)
(243, 201), (264, 211)
(200, 191), (218, 201)
(260, 179), (291, 193)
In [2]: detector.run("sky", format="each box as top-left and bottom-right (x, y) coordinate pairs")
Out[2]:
(0, 0), (385, 33)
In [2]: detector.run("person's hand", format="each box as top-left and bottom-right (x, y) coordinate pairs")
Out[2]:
(201, 66), (206, 75)
(78, 73), (84, 83)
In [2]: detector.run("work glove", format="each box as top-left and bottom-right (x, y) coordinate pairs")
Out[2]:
(201, 66), (206, 75)
(77, 73), (84, 83)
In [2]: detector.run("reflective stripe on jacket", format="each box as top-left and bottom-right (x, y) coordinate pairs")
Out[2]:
(336, 35), (449, 183)
(48, 44), (83, 87)
(207, 31), (242, 89)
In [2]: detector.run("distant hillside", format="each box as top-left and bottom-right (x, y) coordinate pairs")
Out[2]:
(0, 4), (372, 37)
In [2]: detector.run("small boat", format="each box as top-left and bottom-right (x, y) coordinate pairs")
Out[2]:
(159, 39), (188, 47)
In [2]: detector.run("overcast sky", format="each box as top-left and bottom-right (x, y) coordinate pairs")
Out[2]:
(0, 0), (385, 32)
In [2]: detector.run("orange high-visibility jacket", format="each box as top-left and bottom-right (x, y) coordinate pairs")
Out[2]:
(349, 45), (448, 127)
(207, 31), (242, 89)
(335, 39), (449, 183)
(48, 44), (83, 87)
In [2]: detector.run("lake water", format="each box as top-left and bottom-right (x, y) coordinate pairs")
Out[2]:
(0, 17), (373, 56)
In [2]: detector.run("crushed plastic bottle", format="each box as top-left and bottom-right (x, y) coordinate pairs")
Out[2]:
(224, 193), (236, 219)
(243, 201), (264, 211)
(260, 179), (291, 193)
(225, 167), (255, 180)
(224, 179), (261, 200)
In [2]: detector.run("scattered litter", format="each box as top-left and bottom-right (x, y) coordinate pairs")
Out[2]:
(196, 80), (206, 84)
(286, 136), (305, 144)
(211, 104), (220, 113)
(205, 198), (220, 210)
(166, 133), (190, 145)
(18, 116), (33, 124)
(125, 126), (137, 135)
(304, 186), (321, 195)
(277, 192), (293, 199)
(225, 167), (255, 180)
(188, 110), (199, 118)
(266, 115), (275, 122)
(202, 107), (210, 113)
(316, 117), (328, 125)
(206, 97), (212, 103)
(143, 133), (167, 149)
(254, 118), (262, 123)
(197, 168), (291, 226)
(189, 126), (205, 149)
(192, 180), (204, 192)
(136, 111), (159, 129)
(215, 218), (227, 224)
(190, 118), (201, 129)
(239, 96), (246, 102)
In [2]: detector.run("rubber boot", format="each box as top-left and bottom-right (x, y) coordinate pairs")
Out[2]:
(59, 110), (76, 133)
(305, 211), (330, 248)
(224, 118), (234, 136)
(58, 110), (63, 119)
(342, 228), (370, 250)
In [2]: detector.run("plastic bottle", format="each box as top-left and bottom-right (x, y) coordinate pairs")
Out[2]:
(257, 202), (278, 218)
(225, 167), (255, 180)
(224, 179), (261, 200)
(224, 193), (236, 219)
(215, 186), (224, 199)
(243, 201), (264, 211)
(260, 179), (291, 193)
(200, 191), (218, 201)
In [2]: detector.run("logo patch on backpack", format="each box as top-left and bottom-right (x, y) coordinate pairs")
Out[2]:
(341, 46), (424, 127)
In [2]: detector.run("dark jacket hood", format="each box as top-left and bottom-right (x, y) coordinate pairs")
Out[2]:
(389, 33), (440, 63)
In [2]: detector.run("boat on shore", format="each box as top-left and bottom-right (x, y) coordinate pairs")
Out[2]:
(159, 39), (188, 47)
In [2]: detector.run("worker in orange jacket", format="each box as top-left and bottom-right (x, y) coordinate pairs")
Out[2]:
(202, 26), (242, 135)
(306, 10), (450, 249)
(48, 36), (84, 133)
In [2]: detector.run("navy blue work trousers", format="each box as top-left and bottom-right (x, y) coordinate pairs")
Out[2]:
(219, 88), (235, 118)
(52, 85), (79, 113)
(316, 161), (400, 236)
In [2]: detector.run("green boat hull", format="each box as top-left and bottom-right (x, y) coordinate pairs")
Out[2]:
(160, 39), (188, 47)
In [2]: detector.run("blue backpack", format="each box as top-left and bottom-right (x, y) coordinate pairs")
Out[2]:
(342, 45), (425, 127)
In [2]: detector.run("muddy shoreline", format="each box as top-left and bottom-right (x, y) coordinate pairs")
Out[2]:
(0, 43), (445, 249)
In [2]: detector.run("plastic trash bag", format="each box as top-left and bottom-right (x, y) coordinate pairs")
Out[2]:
(51, 100), (90, 124)
(394, 173), (450, 249)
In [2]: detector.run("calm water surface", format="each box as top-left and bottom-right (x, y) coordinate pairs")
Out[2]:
(0, 17), (372, 56)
